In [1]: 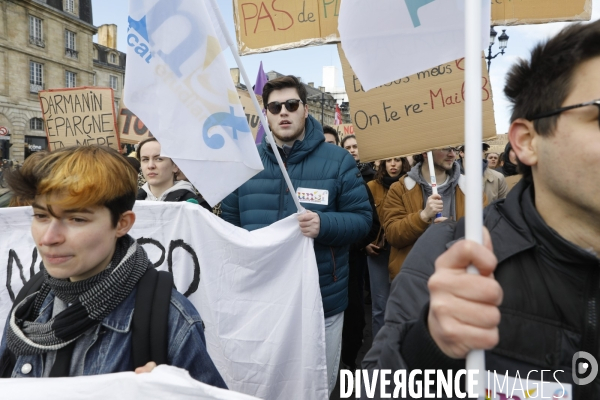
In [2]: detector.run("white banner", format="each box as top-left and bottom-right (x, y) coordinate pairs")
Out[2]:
(124, 0), (264, 206)
(0, 365), (260, 400)
(338, 0), (491, 91)
(0, 202), (328, 400)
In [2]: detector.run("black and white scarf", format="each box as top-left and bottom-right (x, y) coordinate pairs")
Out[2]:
(6, 235), (149, 356)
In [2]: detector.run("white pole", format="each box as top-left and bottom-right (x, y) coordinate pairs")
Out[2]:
(465, 0), (486, 397)
(208, 0), (304, 213)
(426, 151), (442, 219)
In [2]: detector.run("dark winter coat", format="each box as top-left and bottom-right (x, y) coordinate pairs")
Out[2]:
(221, 115), (372, 318)
(363, 179), (599, 399)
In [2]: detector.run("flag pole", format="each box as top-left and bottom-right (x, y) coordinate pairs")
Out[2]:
(465, 0), (486, 397)
(208, 0), (304, 213)
(426, 151), (443, 219)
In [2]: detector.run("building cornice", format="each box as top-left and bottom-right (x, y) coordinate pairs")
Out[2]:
(15, 0), (97, 34)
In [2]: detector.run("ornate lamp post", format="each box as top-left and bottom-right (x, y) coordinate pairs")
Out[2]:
(486, 27), (509, 71)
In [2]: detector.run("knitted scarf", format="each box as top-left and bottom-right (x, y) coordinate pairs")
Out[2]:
(6, 235), (148, 356)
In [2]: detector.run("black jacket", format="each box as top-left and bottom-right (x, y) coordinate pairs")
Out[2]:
(136, 188), (212, 212)
(362, 180), (599, 399)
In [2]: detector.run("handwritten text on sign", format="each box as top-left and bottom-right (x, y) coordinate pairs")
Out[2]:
(39, 87), (119, 151)
(234, 0), (340, 55)
(233, 0), (589, 55)
(339, 45), (496, 162)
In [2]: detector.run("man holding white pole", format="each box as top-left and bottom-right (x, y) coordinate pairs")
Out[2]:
(381, 148), (469, 281)
(221, 75), (372, 395)
(362, 20), (600, 399)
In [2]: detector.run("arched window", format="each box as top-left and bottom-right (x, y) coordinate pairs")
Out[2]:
(30, 118), (43, 130)
(110, 53), (117, 64)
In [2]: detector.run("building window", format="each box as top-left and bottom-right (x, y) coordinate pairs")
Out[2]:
(65, 71), (76, 88)
(114, 100), (119, 112)
(64, 0), (75, 13)
(30, 61), (43, 93)
(29, 16), (44, 47)
(109, 75), (118, 90)
(30, 118), (44, 131)
(65, 30), (78, 58)
(110, 53), (117, 64)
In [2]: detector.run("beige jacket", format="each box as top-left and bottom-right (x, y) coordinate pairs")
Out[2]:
(483, 168), (508, 202)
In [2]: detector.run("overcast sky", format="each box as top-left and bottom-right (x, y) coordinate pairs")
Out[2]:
(92, 0), (600, 135)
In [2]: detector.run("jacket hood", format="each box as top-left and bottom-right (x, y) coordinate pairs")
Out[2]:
(262, 115), (325, 164)
(142, 180), (196, 201)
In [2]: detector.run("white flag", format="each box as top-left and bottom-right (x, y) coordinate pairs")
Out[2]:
(0, 365), (260, 400)
(339, 0), (491, 91)
(0, 203), (328, 400)
(124, 0), (263, 206)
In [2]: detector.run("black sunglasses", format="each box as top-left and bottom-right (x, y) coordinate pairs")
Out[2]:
(528, 99), (600, 127)
(266, 99), (304, 115)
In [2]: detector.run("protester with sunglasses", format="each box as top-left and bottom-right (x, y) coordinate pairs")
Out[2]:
(220, 75), (372, 395)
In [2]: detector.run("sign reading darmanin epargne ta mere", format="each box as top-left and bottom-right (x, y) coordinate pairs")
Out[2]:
(38, 87), (120, 151)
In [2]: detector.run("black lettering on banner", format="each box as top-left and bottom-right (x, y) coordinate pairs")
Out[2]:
(6, 248), (41, 302)
(137, 237), (166, 268)
(167, 239), (200, 298)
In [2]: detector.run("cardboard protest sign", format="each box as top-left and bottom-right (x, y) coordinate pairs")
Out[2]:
(339, 45), (496, 162)
(237, 88), (263, 140)
(38, 87), (119, 151)
(491, 0), (591, 26)
(233, 0), (340, 55)
(234, 0), (590, 55)
(334, 123), (354, 139)
(118, 103), (153, 144)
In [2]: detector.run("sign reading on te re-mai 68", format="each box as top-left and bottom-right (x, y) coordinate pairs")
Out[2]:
(339, 45), (496, 162)
(39, 87), (120, 151)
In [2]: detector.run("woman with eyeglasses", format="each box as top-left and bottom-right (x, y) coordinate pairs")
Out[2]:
(365, 157), (411, 337)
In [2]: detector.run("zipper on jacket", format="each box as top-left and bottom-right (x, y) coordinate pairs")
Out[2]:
(330, 247), (337, 282)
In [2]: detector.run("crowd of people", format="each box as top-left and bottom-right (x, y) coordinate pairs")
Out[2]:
(0, 19), (599, 399)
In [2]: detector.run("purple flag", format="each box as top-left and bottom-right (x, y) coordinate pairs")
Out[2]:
(254, 62), (268, 144)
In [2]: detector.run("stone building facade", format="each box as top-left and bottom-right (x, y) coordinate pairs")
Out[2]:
(93, 24), (125, 118)
(0, 0), (96, 162)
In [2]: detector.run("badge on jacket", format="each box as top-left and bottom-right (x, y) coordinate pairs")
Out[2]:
(296, 188), (328, 205)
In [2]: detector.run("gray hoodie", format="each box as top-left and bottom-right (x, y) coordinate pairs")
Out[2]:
(406, 161), (461, 219)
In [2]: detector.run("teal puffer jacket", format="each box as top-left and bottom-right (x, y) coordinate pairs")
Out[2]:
(221, 115), (372, 318)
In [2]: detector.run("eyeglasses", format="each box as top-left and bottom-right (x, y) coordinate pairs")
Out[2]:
(266, 99), (304, 115)
(528, 99), (600, 127)
(440, 147), (458, 153)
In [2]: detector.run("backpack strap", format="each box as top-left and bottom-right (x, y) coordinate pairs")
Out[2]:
(0, 270), (46, 377)
(131, 268), (173, 369)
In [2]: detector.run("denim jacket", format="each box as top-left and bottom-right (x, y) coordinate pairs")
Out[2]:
(0, 286), (227, 389)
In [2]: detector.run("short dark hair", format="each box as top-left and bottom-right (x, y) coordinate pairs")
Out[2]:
(262, 75), (307, 106)
(504, 20), (600, 181)
(341, 134), (356, 148)
(322, 125), (339, 145)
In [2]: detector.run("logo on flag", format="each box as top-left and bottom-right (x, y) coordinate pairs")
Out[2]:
(125, 0), (263, 206)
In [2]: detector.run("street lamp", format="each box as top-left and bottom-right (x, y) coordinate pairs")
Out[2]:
(307, 92), (327, 125)
(485, 27), (509, 72)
